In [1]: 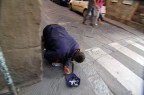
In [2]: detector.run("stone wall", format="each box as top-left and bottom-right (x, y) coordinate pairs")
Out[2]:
(0, 0), (42, 90)
(106, 0), (144, 31)
(106, 0), (139, 20)
(132, 2), (144, 24)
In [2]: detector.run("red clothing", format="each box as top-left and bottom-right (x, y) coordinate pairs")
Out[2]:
(98, 0), (104, 13)
(98, 0), (103, 8)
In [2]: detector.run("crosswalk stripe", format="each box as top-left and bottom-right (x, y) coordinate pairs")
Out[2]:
(126, 40), (144, 51)
(109, 43), (144, 66)
(137, 39), (144, 45)
(85, 48), (107, 60)
(86, 48), (143, 95)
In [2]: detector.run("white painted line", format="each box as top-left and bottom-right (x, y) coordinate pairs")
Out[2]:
(138, 39), (144, 45)
(88, 76), (113, 95)
(95, 49), (143, 95)
(58, 22), (70, 25)
(85, 48), (107, 60)
(126, 40), (144, 51)
(85, 47), (97, 51)
(109, 43), (144, 66)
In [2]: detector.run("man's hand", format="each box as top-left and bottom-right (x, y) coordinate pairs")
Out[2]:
(64, 66), (70, 75)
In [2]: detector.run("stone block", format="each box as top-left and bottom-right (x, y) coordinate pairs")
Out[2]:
(0, 0), (41, 90)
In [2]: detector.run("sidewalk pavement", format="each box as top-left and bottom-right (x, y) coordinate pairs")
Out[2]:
(104, 18), (144, 35)
(18, 16), (143, 95)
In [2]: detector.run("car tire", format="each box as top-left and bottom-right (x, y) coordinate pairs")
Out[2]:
(83, 9), (87, 17)
(69, 4), (73, 11)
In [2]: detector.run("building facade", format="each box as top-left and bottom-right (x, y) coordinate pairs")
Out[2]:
(106, 0), (144, 31)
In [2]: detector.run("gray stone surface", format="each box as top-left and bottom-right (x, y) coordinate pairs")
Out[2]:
(110, 50), (144, 79)
(0, 0), (41, 90)
(90, 60), (131, 95)
(20, 61), (96, 95)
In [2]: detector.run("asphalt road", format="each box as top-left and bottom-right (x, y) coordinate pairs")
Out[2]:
(20, 0), (144, 95)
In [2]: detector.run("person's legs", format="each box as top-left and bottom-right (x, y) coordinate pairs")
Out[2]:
(95, 10), (99, 25)
(97, 12), (101, 21)
(90, 7), (97, 26)
(82, 5), (92, 24)
(99, 13), (104, 21)
(98, 13), (103, 24)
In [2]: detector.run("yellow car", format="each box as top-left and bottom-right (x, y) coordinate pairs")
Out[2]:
(69, 0), (88, 16)
(69, 0), (106, 16)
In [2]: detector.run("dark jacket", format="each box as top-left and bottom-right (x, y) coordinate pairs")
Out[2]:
(43, 24), (79, 64)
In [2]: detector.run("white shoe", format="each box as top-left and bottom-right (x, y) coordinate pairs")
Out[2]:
(52, 63), (62, 67)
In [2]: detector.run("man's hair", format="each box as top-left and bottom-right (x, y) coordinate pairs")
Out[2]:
(73, 51), (85, 63)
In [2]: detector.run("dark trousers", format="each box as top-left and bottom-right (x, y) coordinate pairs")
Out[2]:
(98, 13), (104, 21)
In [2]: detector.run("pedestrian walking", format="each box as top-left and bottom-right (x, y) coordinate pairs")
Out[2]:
(42, 24), (85, 75)
(82, 0), (99, 27)
(97, 0), (104, 24)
